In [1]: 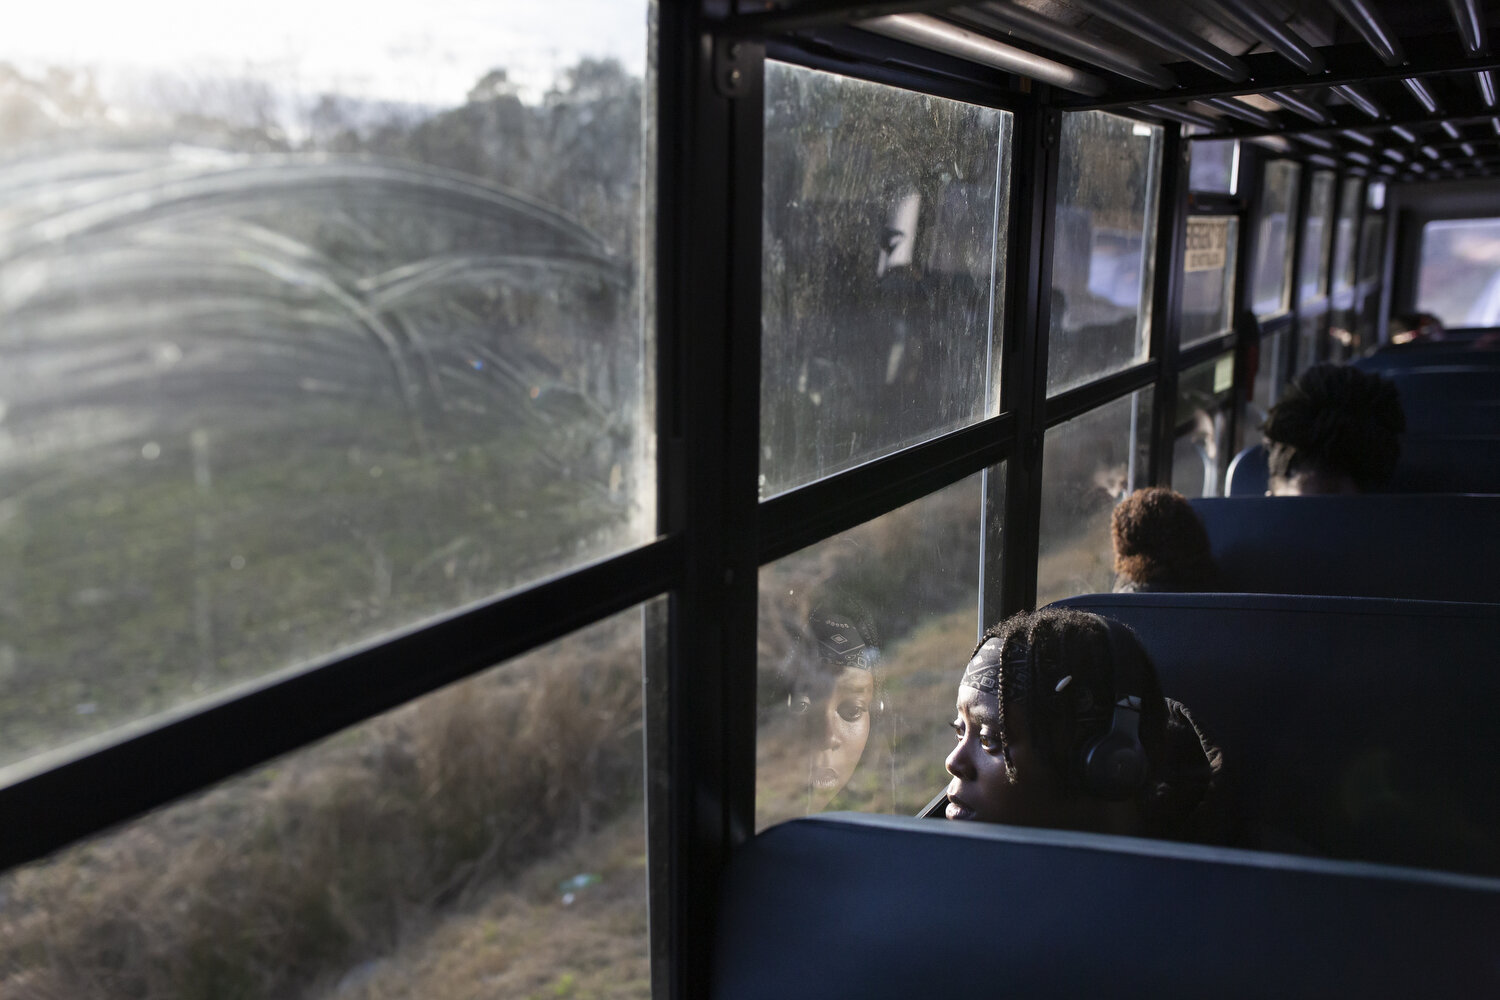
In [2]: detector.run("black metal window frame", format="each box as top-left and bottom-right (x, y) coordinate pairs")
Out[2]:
(0, 7), (1394, 1000)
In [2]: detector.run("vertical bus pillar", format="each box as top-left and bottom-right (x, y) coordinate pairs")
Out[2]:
(1148, 125), (1189, 487)
(651, 3), (763, 998)
(998, 99), (1060, 619)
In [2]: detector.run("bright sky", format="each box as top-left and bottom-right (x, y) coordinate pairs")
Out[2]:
(7, 1), (648, 107)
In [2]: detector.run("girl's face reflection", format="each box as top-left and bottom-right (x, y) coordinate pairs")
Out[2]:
(790, 666), (874, 809)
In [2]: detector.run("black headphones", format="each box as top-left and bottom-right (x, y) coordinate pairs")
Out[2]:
(1079, 618), (1151, 801)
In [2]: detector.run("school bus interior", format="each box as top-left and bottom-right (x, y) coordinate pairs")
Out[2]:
(3, 1), (1500, 998)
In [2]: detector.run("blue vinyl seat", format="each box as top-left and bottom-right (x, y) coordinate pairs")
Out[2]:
(713, 814), (1500, 1000)
(1190, 494), (1500, 602)
(1051, 593), (1500, 876)
(1225, 436), (1500, 493)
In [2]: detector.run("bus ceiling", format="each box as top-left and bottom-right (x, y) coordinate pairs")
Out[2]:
(727, 0), (1500, 182)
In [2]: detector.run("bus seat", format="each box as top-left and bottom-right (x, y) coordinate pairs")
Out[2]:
(1401, 401), (1500, 435)
(1390, 436), (1500, 492)
(1387, 367), (1500, 401)
(1190, 495), (1500, 602)
(1355, 347), (1500, 373)
(1224, 442), (1268, 496)
(713, 813), (1500, 1000)
(1224, 436), (1500, 494)
(1051, 593), (1500, 876)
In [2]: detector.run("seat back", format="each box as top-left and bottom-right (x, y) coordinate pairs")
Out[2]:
(1225, 435), (1500, 493)
(1387, 367), (1500, 401)
(1224, 442), (1269, 495)
(1390, 435), (1500, 491)
(1190, 494), (1500, 602)
(713, 814), (1500, 1000)
(1356, 346), (1500, 372)
(1052, 593), (1500, 875)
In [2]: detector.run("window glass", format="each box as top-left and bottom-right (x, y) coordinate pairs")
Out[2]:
(1417, 217), (1500, 327)
(1171, 353), (1234, 498)
(1241, 329), (1291, 455)
(0, 606), (653, 999)
(1328, 306), (1357, 362)
(762, 63), (1011, 497)
(1180, 216), (1239, 347)
(1048, 112), (1163, 395)
(1250, 160), (1301, 318)
(1188, 139), (1239, 194)
(1358, 213), (1386, 284)
(1296, 304), (1327, 374)
(756, 470), (998, 830)
(1331, 177), (1363, 297)
(1036, 391), (1153, 605)
(1298, 171), (1337, 304)
(0, 2), (653, 769)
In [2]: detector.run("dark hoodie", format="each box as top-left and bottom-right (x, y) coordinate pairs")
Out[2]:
(1145, 698), (1236, 846)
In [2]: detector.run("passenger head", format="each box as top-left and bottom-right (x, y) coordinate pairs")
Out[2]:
(1262, 363), (1405, 495)
(1110, 487), (1215, 593)
(789, 600), (881, 809)
(944, 609), (1167, 836)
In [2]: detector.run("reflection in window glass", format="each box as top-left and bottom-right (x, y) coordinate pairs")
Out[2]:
(1037, 392), (1153, 605)
(1417, 217), (1500, 327)
(1048, 112), (1163, 395)
(1180, 216), (1239, 347)
(1298, 171), (1337, 304)
(756, 471), (997, 830)
(1331, 177), (1363, 297)
(1250, 160), (1301, 318)
(0, 607), (653, 999)
(762, 63), (1011, 497)
(0, 3), (653, 769)
(1171, 353), (1234, 498)
(1188, 139), (1239, 194)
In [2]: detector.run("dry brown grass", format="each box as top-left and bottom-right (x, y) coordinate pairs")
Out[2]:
(327, 809), (648, 1000)
(0, 612), (646, 1000)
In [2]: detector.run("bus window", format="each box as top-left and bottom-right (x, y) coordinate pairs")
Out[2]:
(1354, 214), (1387, 347)
(1331, 176), (1364, 299)
(1250, 160), (1301, 319)
(761, 63), (1012, 497)
(1416, 218), (1500, 328)
(1047, 112), (1163, 395)
(0, 0), (652, 772)
(0, 605), (655, 998)
(1295, 170), (1337, 372)
(1180, 216), (1239, 347)
(1037, 391), (1152, 604)
(755, 471), (996, 829)
(1188, 139), (1239, 195)
(1171, 353), (1235, 498)
(1298, 171), (1338, 306)
(1359, 214), (1386, 285)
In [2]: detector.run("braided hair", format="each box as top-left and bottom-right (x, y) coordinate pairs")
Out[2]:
(1262, 363), (1406, 492)
(963, 608), (1230, 841)
(970, 610), (1165, 794)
